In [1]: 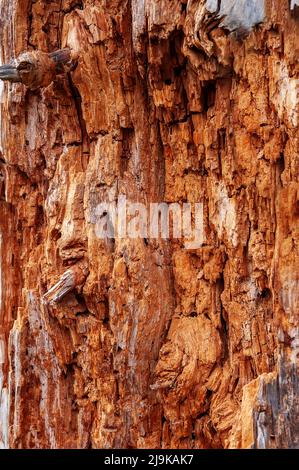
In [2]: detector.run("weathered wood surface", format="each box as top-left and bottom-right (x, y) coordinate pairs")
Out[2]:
(0, 0), (298, 448)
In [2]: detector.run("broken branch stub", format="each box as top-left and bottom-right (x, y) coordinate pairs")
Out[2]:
(0, 48), (78, 90)
(43, 263), (89, 306)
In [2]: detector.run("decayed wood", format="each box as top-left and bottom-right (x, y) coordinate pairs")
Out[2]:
(0, 0), (298, 450)
(0, 48), (78, 89)
(43, 263), (89, 305)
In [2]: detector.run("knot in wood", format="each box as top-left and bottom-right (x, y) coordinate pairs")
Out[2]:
(16, 50), (57, 89)
(0, 48), (78, 89)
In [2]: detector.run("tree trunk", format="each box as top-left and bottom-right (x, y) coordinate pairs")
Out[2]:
(0, 0), (298, 449)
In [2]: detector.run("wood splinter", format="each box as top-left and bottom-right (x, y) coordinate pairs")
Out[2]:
(43, 262), (89, 306)
(0, 48), (78, 90)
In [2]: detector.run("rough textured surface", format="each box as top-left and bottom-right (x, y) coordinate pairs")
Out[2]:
(0, 0), (298, 449)
(205, 0), (266, 32)
(0, 48), (78, 89)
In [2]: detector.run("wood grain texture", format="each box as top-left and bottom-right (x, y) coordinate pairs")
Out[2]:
(0, 0), (298, 449)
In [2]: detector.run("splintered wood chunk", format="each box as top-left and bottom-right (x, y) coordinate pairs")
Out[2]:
(43, 263), (88, 305)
